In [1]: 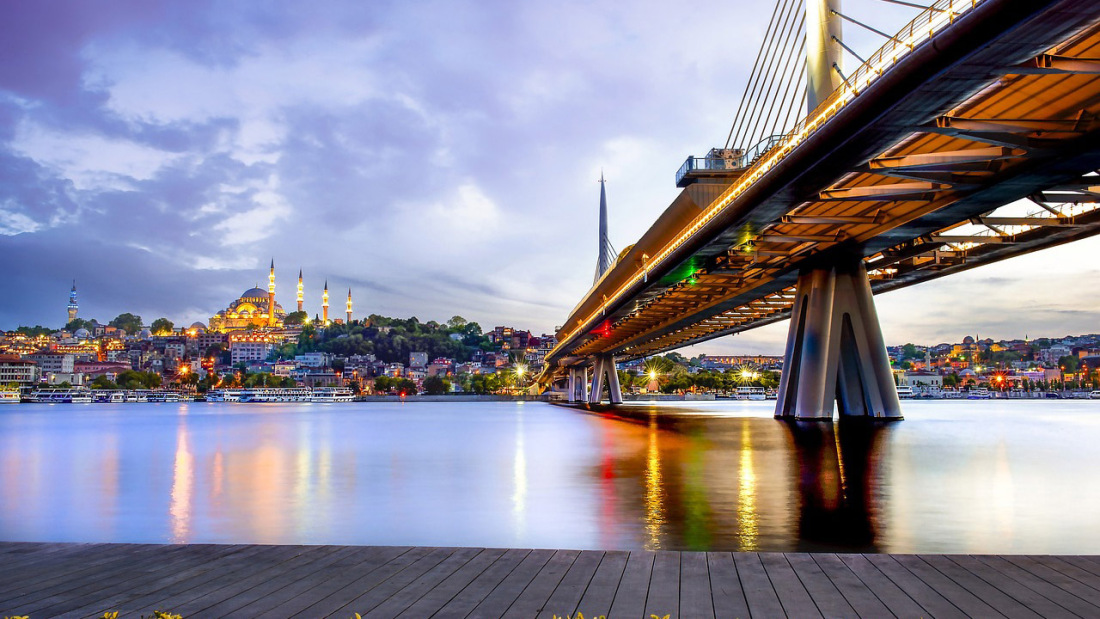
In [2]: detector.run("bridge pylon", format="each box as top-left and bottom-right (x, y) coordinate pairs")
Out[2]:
(775, 258), (902, 420)
(585, 355), (623, 405)
(566, 366), (588, 403)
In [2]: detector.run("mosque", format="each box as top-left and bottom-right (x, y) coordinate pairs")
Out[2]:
(207, 261), (353, 332)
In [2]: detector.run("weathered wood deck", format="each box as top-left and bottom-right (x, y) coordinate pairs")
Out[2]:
(1, 543), (1099, 618)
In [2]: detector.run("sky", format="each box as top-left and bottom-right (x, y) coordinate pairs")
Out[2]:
(2, 0), (1098, 355)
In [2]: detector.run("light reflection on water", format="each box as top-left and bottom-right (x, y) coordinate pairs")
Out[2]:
(1, 399), (1099, 553)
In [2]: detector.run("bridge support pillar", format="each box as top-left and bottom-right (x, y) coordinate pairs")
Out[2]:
(588, 355), (623, 405)
(568, 367), (589, 403)
(775, 260), (902, 420)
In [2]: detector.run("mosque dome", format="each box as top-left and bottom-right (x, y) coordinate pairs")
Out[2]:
(241, 287), (269, 300)
(139, 328), (153, 339)
(189, 321), (207, 331)
(74, 328), (90, 339)
(962, 335), (975, 344)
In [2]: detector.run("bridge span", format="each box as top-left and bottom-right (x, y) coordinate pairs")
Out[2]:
(544, 0), (1100, 419)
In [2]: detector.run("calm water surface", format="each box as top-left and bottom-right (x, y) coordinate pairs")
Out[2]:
(1, 400), (1098, 554)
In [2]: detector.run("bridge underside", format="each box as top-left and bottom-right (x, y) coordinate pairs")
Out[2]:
(547, 0), (1100, 415)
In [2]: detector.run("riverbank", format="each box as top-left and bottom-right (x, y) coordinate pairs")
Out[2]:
(1, 542), (1096, 617)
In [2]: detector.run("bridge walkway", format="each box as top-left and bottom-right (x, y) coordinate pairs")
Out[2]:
(2, 542), (1100, 617)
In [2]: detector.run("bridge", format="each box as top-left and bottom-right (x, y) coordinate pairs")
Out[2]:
(543, 0), (1100, 419)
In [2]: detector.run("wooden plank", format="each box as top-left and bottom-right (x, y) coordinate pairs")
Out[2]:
(947, 555), (1075, 619)
(432, 548), (532, 619)
(361, 546), (484, 618)
(123, 545), (319, 615)
(861, 554), (967, 619)
(643, 551), (680, 619)
(131, 545), (323, 618)
(706, 552), (750, 619)
(535, 550), (604, 619)
(811, 554), (895, 618)
(319, 547), (460, 618)
(7, 544), (197, 616)
(889, 554), (1004, 618)
(972, 555), (1100, 618)
(575, 550), (629, 619)
(501, 549), (580, 619)
(835, 554), (928, 619)
(1053, 555), (1100, 580)
(918, 555), (1043, 619)
(607, 551), (655, 619)
(787, 553), (858, 619)
(467, 548), (555, 619)
(396, 548), (507, 618)
(0, 543), (158, 597)
(188, 545), (358, 617)
(1011, 556), (1100, 606)
(285, 546), (435, 619)
(732, 552), (785, 618)
(678, 550), (715, 619)
(760, 552), (821, 618)
(53, 544), (260, 618)
(536, 551), (607, 619)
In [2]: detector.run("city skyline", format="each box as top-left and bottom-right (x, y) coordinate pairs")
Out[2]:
(3, 1), (1099, 355)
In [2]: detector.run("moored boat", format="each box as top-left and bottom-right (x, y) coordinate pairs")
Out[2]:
(311, 387), (354, 403)
(29, 388), (93, 403)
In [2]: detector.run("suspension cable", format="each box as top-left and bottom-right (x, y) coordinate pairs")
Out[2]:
(831, 34), (867, 65)
(830, 9), (904, 44)
(875, 0), (940, 10)
(724, 0), (787, 149)
(736, 0), (803, 151)
(731, 0), (801, 151)
(756, 9), (807, 141)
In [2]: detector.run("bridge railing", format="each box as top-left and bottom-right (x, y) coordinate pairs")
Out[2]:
(550, 0), (984, 362)
(676, 135), (790, 186)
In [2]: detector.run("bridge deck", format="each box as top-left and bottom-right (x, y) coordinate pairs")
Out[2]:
(2, 542), (1099, 617)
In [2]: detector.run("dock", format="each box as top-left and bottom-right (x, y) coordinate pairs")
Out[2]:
(2, 543), (1099, 618)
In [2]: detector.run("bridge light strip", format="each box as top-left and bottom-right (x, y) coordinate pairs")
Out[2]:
(549, 0), (983, 362)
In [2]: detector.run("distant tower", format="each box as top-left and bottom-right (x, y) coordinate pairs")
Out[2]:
(67, 281), (78, 323)
(268, 259), (276, 327)
(322, 280), (330, 325)
(594, 171), (615, 284)
(297, 269), (304, 313)
(346, 288), (353, 324)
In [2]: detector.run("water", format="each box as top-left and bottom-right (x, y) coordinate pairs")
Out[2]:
(1, 400), (1098, 554)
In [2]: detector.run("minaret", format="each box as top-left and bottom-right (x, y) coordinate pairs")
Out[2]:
(268, 259), (276, 327)
(322, 280), (329, 325)
(67, 281), (78, 323)
(346, 289), (353, 324)
(297, 269), (304, 313)
(594, 171), (614, 284)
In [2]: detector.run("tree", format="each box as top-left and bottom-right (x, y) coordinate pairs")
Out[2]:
(1058, 355), (1080, 373)
(396, 378), (418, 395)
(109, 313), (143, 335)
(90, 375), (118, 390)
(65, 318), (96, 332)
(373, 376), (395, 394)
(447, 316), (468, 330)
(150, 318), (174, 335)
(284, 311), (308, 326)
(423, 375), (450, 395)
(15, 325), (53, 337)
(902, 343), (919, 359)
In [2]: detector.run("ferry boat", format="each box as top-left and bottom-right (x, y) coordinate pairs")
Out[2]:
(1089, 390), (1100, 399)
(29, 388), (93, 403)
(238, 388), (313, 403)
(93, 390), (125, 403)
(205, 389), (243, 402)
(896, 386), (915, 399)
(311, 387), (354, 403)
(125, 390), (148, 403)
(967, 388), (992, 400)
(735, 386), (767, 401)
(0, 389), (20, 404)
(146, 391), (181, 403)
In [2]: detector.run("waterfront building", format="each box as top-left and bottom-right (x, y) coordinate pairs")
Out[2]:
(0, 354), (39, 385)
(294, 352), (328, 367)
(23, 351), (75, 375)
(409, 352), (428, 369)
(228, 334), (275, 365)
(427, 358), (454, 377)
(67, 281), (78, 323)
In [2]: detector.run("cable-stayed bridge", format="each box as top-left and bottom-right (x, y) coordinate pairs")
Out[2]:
(544, 0), (1100, 419)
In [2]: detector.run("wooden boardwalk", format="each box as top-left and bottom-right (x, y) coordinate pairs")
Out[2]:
(2, 543), (1100, 618)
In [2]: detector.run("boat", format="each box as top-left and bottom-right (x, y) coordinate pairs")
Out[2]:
(146, 391), (181, 403)
(735, 386), (767, 401)
(896, 386), (915, 399)
(205, 389), (243, 402)
(238, 388), (313, 403)
(0, 389), (20, 404)
(967, 388), (992, 400)
(1089, 391), (1100, 399)
(311, 387), (354, 403)
(29, 388), (93, 403)
(92, 390), (125, 403)
(125, 390), (148, 403)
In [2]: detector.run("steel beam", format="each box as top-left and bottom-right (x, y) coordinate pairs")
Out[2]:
(1001, 54), (1100, 74)
(820, 181), (945, 200)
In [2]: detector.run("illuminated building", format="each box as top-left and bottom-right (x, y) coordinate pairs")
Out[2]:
(228, 333), (276, 365)
(297, 270), (304, 313)
(208, 266), (288, 332)
(67, 281), (78, 323)
(346, 289), (353, 324)
(322, 281), (329, 325)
